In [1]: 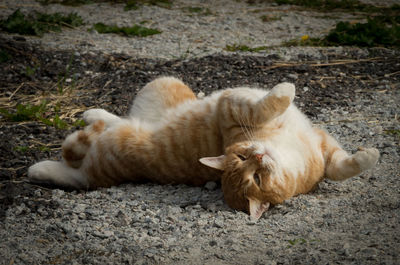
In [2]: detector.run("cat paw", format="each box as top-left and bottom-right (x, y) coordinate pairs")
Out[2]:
(270, 82), (295, 102)
(353, 147), (380, 171)
(83, 109), (122, 126)
(28, 161), (57, 182)
(83, 109), (107, 124)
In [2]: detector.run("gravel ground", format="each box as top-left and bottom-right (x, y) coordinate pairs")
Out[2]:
(0, 0), (399, 264)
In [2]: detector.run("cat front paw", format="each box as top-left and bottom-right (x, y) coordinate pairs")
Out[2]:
(354, 147), (380, 171)
(270, 82), (295, 102)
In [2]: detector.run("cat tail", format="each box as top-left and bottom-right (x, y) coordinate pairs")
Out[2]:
(62, 120), (105, 169)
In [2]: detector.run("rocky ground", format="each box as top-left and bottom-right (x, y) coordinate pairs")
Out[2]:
(0, 0), (399, 264)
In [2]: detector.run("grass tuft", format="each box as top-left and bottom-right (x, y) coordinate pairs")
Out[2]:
(260, 14), (281, 22)
(92, 22), (161, 37)
(0, 101), (48, 122)
(0, 9), (84, 36)
(384, 129), (400, 137)
(38, 0), (173, 9)
(274, 0), (399, 14)
(0, 101), (69, 129)
(283, 17), (400, 48)
(38, 0), (94, 5)
(225, 44), (269, 52)
(325, 18), (400, 47)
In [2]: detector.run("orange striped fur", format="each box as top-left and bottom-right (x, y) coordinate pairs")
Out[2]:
(28, 77), (379, 219)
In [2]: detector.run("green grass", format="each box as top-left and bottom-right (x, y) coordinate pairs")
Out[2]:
(14, 146), (30, 153)
(0, 9), (84, 36)
(0, 101), (69, 129)
(283, 17), (400, 48)
(325, 18), (400, 47)
(225, 44), (269, 52)
(92, 22), (161, 37)
(38, 0), (173, 9)
(260, 14), (281, 22)
(38, 0), (94, 5)
(384, 129), (400, 137)
(0, 101), (48, 122)
(124, 0), (172, 10)
(182, 6), (212, 16)
(14, 145), (51, 153)
(288, 238), (307, 246)
(274, 0), (400, 14)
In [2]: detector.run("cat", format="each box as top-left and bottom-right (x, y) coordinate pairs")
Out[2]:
(28, 76), (380, 219)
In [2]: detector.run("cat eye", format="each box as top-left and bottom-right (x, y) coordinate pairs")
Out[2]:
(253, 173), (261, 186)
(237, 154), (246, 161)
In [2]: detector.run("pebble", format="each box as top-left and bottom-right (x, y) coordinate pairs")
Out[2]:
(204, 181), (217, 191)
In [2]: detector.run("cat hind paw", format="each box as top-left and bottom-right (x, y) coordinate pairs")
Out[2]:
(270, 82), (295, 102)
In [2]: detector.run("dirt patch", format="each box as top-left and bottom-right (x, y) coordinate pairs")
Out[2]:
(0, 35), (399, 264)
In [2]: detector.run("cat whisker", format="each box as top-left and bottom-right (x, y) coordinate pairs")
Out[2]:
(233, 107), (252, 142)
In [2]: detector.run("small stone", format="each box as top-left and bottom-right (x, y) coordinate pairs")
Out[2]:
(92, 230), (114, 239)
(73, 203), (86, 214)
(197, 219), (208, 226)
(204, 181), (217, 191)
(197, 91), (205, 98)
(34, 189), (42, 197)
(214, 218), (224, 228)
(287, 73), (298, 80)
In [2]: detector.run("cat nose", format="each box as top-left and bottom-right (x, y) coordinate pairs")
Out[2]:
(255, 154), (264, 162)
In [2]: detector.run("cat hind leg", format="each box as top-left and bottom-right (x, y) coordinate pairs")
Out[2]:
(62, 120), (105, 168)
(28, 160), (88, 189)
(258, 82), (295, 120)
(129, 77), (196, 123)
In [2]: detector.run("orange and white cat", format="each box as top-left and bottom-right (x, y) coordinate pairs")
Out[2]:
(28, 77), (379, 219)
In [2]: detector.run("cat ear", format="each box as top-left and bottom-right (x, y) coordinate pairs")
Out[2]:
(248, 198), (270, 220)
(199, 155), (225, 171)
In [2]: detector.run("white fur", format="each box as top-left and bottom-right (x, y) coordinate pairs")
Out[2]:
(83, 108), (122, 126)
(28, 161), (88, 189)
(269, 82), (295, 101)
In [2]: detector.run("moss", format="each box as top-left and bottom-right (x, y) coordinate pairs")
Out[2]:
(0, 9), (84, 36)
(92, 22), (161, 37)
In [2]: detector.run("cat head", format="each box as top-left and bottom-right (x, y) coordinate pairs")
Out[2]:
(200, 141), (291, 220)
